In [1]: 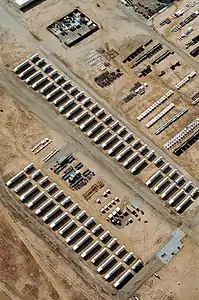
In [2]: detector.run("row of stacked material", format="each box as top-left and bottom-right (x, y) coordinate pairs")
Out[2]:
(6, 163), (144, 289)
(145, 158), (199, 213)
(13, 54), (198, 212)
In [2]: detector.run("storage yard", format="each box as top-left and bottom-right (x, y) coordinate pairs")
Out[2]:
(0, 0), (199, 300)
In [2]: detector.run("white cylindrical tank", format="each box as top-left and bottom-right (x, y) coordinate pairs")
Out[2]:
(59, 220), (75, 235)
(131, 139), (141, 148)
(42, 63), (51, 72)
(32, 76), (48, 89)
(146, 150), (155, 160)
(183, 181), (192, 191)
(116, 146), (132, 161)
(84, 217), (95, 228)
(117, 126), (126, 135)
(25, 70), (41, 83)
(101, 134), (117, 149)
(14, 178), (30, 193)
(6, 170), (25, 187)
(139, 144), (148, 154)
(153, 177), (169, 193)
(19, 65), (34, 78)
(73, 233), (91, 251)
(97, 255), (115, 273)
(161, 182), (177, 199)
(50, 212), (68, 229)
(103, 114), (113, 124)
(39, 176), (48, 186)
(169, 169), (177, 178)
(36, 58), (45, 66)
(75, 91), (84, 100)
(31, 169), (41, 180)
(115, 245), (125, 256)
(26, 191), (45, 208)
(93, 128), (109, 143)
(131, 259), (143, 272)
(65, 104), (81, 119)
(100, 231), (110, 241)
(191, 187), (198, 198)
(131, 158), (146, 174)
(24, 162), (35, 173)
(45, 183), (56, 193)
(95, 108), (105, 118)
(91, 248), (107, 264)
(74, 110), (89, 123)
(19, 185), (38, 202)
(13, 60), (29, 73)
(68, 86), (78, 94)
(53, 93), (68, 105)
(35, 198), (53, 215)
(42, 205), (61, 222)
(40, 81), (54, 94)
(87, 122), (103, 137)
(69, 203), (79, 214)
(107, 238), (117, 249)
(92, 224), (102, 234)
(65, 226), (84, 243)
(89, 103), (99, 112)
(81, 241), (99, 258)
(161, 162), (170, 172)
(76, 210), (86, 221)
(123, 252), (135, 264)
(113, 270), (133, 288)
(46, 86), (61, 101)
(123, 152), (138, 168)
(145, 170), (162, 186)
(154, 156), (163, 166)
(175, 175), (184, 184)
(123, 132), (133, 142)
(55, 75), (64, 83)
(81, 97), (91, 106)
(58, 99), (74, 113)
(79, 116), (96, 130)
(108, 140), (123, 155)
(49, 69), (58, 78)
(61, 80), (71, 88)
(30, 53), (39, 61)
(60, 196), (72, 206)
(110, 120), (119, 130)
(175, 195), (192, 212)
(54, 190), (64, 200)
(168, 189), (185, 205)
(104, 262), (123, 280)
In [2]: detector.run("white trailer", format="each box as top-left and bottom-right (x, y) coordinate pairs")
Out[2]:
(191, 187), (199, 198)
(50, 212), (68, 229)
(14, 178), (30, 193)
(87, 122), (103, 137)
(43, 205), (61, 222)
(81, 241), (99, 258)
(26, 191), (45, 208)
(35, 198), (53, 215)
(108, 140), (123, 155)
(69, 203), (79, 214)
(66, 226), (84, 243)
(19, 65), (34, 79)
(32, 75), (48, 89)
(100, 231), (110, 242)
(30, 53), (39, 61)
(45, 183), (56, 193)
(103, 114), (113, 124)
(101, 134), (117, 149)
(107, 237), (118, 249)
(74, 110), (89, 123)
(146, 150), (155, 160)
(76, 210), (86, 221)
(31, 169), (41, 180)
(54, 190), (64, 200)
(24, 162), (35, 173)
(93, 128), (110, 143)
(65, 104), (81, 119)
(183, 181), (192, 192)
(6, 170), (25, 187)
(89, 103), (99, 112)
(60, 196), (72, 206)
(13, 60), (29, 73)
(131, 158), (146, 174)
(161, 162), (170, 172)
(61, 80), (71, 88)
(169, 169), (177, 178)
(139, 144), (148, 154)
(110, 120), (120, 130)
(104, 262), (123, 280)
(81, 97), (91, 106)
(46, 86), (61, 101)
(92, 224), (102, 234)
(114, 270), (133, 288)
(131, 139), (141, 148)
(68, 86), (78, 94)
(91, 248), (108, 264)
(43, 63), (51, 72)
(115, 245), (125, 256)
(53, 93), (68, 106)
(145, 170), (162, 186)
(40, 81), (54, 94)
(175, 195), (192, 212)
(154, 156), (163, 166)
(161, 182), (177, 199)
(123, 132), (134, 142)
(25, 70), (41, 84)
(49, 69), (58, 78)
(39, 176), (48, 186)
(168, 189), (185, 205)
(116, 146), (132, 161)
(123, 252), (134, 264)
(79, 116), (96, 130)
(97, 255), (115, 273)
(123, 152), (138, 168)
(75, 91), (84, 100)
(175, 175), (184, 184)
(117, 126), (126, 136)
(19, 185), (38, 202)
(84, 217), (95, 228)
(73, 233), (91, 251)
(59, 220), (75, 236)
(153, 177), (169, 193)
(36, 58), (45, 66)
(58, 99), (74, 113)
(55, 75), (64, 83)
